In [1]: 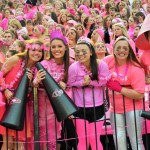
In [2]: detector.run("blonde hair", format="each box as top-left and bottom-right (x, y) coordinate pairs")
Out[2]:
(9, 19), (22, 30)
(132, 0), (142, 9)
(75, 24), (85, 33)
(113, 23), (129, 40)
(131, 9), (138, 17)
(119, 1), (128, 9)
(16, 50), (27, 57)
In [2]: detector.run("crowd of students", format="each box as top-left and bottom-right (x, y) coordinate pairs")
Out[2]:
(0, 0), (150, 150)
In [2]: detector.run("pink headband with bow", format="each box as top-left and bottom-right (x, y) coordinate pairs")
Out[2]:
(26, 44), (49, 51)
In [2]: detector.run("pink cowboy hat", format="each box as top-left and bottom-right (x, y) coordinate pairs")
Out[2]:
(136, 14), (150, 50)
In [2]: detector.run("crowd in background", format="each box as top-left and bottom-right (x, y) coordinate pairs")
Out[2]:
(0, 0), (150, 150)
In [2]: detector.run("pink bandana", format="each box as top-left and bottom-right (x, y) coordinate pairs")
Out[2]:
(37, 25), (45, 34)
(26, 44), (49, 51)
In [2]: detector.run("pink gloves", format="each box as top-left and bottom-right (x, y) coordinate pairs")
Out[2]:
(107, 79), (122, 93)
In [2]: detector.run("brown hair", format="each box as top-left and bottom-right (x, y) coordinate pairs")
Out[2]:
(50, 38), (69, 83)
(114, 36), (141, 67)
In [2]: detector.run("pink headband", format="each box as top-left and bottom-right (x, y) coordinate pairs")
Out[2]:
(26, 44), (49, 51)
(78, 5), (90, 15)
(18, 35), (25, 41)
(37, 25), (45, 34)
(16, 16), (24, 21)
(67, 20), (78, 26)
(112, 18), (123, 24)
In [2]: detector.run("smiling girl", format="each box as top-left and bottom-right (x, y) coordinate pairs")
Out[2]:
(0, 39), (45, 150)
(104, 36), (145, 150)
(33, 30), (70, 150)
(67, 39), (110, 150)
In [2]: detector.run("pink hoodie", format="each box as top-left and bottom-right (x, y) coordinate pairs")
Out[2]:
(1, 18), (8, 31)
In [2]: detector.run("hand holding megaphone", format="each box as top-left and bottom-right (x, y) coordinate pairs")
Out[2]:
(4, 89), (13, 102)
(33, 69), (46, 85)
(35, 62), (78, 122)
(0, 70), (30, 130)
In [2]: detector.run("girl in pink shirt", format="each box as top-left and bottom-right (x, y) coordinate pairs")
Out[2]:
(104, 36), (145, 150)
(67, 40), (110, 150)
(33, 31), (70, 150)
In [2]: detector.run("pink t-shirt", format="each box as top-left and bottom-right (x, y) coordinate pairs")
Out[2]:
(67, 60), (111, 107)
(128, 26), (135, 39)
(104, 55), (145, 113)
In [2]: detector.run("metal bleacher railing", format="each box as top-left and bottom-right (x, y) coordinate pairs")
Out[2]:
(0, 86), (150, 150)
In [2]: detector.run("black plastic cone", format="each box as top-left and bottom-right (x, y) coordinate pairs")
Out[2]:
(0, 70), (29, 130)
(140, 110), (150, 120)
(36, 62), (78, 122)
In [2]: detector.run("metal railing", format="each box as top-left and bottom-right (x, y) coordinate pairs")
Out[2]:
(0, 86), (150, 150)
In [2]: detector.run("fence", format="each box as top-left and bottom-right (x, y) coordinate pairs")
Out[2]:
(0, 86), (150, 150)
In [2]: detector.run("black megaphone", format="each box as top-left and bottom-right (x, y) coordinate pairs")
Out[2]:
(0, 70), (29, 130)
(140, 110), (150, 120)
(36, 62), (78, 122)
